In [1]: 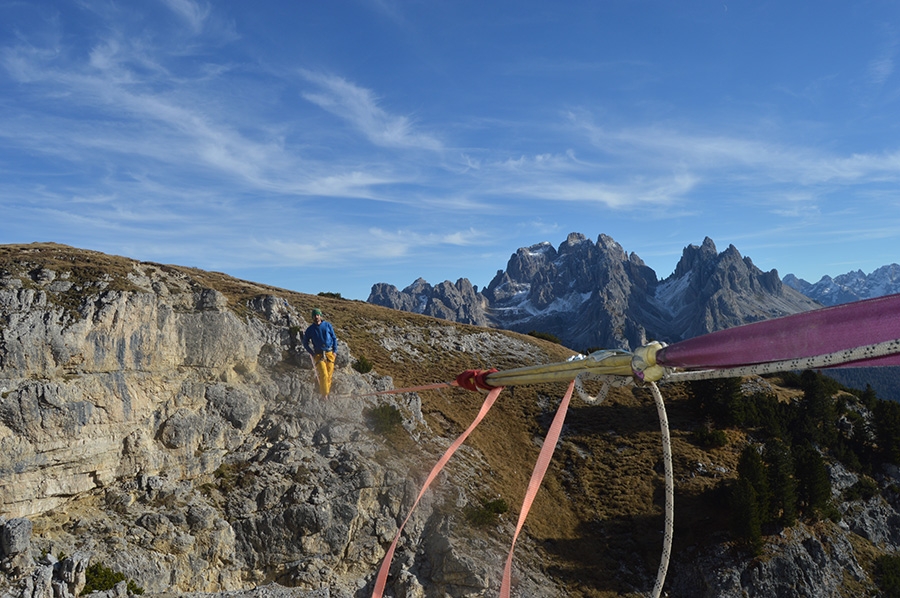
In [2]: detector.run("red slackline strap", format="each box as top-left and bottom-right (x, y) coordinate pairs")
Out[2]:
(455, 368), (499, 391)
(371, 385), (505, 598)
(500, 379), (574, 597)
(362, 381), (455, 396)
(344, 369), (499, 401)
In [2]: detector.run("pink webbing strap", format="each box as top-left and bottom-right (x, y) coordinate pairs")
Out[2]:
(354, 369), (500, 401)
(359, 381), (455, 397)
(371, 385), (505, 598)
(657, 292), (900, 370)
(500, 379), (575, 598)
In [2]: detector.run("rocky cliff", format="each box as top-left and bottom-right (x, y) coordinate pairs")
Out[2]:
(368, 233), (820, 351)
(0, 244), (572, 597)
(2, 243), (900, 598)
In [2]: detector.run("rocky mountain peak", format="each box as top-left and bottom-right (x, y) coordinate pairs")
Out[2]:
(671, 236), (718, 279)
(595, 232), (626, 258)
(656, 238), (812, 340)
(503, 241), (557, 282)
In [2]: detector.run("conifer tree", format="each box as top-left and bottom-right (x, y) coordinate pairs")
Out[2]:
(875, 399), (900, 465)
(731, 477), (763, 554)
(765, 439), (798, 527)
(688, 377), (742, 426)
(793, 442), (831, 519)
(861, 384), (878, 410)
(737, 445), (771, 525)
(797, 370), (837, 446)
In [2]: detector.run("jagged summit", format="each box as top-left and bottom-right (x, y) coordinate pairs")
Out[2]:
(368, 233), (819, 351)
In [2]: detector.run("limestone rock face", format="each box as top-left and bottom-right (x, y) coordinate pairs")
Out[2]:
(0, 276), (272, 517)
(0, 245), (560, 597)
(669, 524), (869, 598)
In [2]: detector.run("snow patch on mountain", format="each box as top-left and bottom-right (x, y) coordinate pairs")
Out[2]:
(526, 241), (554, 256)
(653, 272), (693, 318)
(490, 290), (593, 325)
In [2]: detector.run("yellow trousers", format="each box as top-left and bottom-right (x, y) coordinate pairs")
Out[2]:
(313, 351), (335, 396)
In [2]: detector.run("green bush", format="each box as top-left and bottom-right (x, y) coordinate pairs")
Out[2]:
(365, 405), (403, 435)
(526, 330), (561, 344)
(844, 476), (879, 502)
(82, 561), (144, 595)
(465, 498), (510, 527)
(692, 421), (728, 448)
(876, 554), (900, 597)
(317, 291), (343, 299)
(353, 356), (374, 374)
(213, 461), (252, 492)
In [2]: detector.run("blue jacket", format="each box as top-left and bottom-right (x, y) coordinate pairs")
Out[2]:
(303, 321), (337, 355)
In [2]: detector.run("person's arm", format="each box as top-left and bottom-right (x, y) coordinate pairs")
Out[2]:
(302, 328), (314, 354)
(328, 323), (337, 354)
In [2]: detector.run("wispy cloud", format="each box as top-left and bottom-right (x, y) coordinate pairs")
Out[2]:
(301, 171), (401, 199)
(479, 148), (696, 208)
(869, 56), (894, 86)
(255, 224), (488, 269)
(359, 0), (407, 25)
(0, 33), (414, 203)
(504, 172), (698, 208)
(4, 1), (900, 299)
(568, 111), (900, 189)
(867, 29), (897, 87)
(158, 0), (211, 34)
(300, 70), (442, 151)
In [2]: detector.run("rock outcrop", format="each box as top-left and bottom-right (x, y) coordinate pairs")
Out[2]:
(655, 237), (819, 341)
(0, 244), (562, 597)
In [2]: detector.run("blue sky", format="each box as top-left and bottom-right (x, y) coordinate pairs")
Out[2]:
(3, 1), (900, 300)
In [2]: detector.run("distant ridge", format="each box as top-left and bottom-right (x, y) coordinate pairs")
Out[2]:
(784, 264), (900, 306)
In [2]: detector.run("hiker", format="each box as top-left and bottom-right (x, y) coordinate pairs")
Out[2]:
(303, 308), (338, 398)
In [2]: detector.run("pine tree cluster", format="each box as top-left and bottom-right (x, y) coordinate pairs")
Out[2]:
(688, 371), (900, 553)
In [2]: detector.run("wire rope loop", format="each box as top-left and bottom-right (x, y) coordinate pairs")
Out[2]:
(574, 372), (630, 403)
(649, 381), (674, 598)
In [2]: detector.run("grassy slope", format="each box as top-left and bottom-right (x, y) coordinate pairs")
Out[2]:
(0, 243), (758, 596)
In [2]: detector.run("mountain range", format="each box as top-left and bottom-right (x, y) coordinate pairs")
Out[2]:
(369, 233), (826, 351)
(784, 264), (900, 306)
